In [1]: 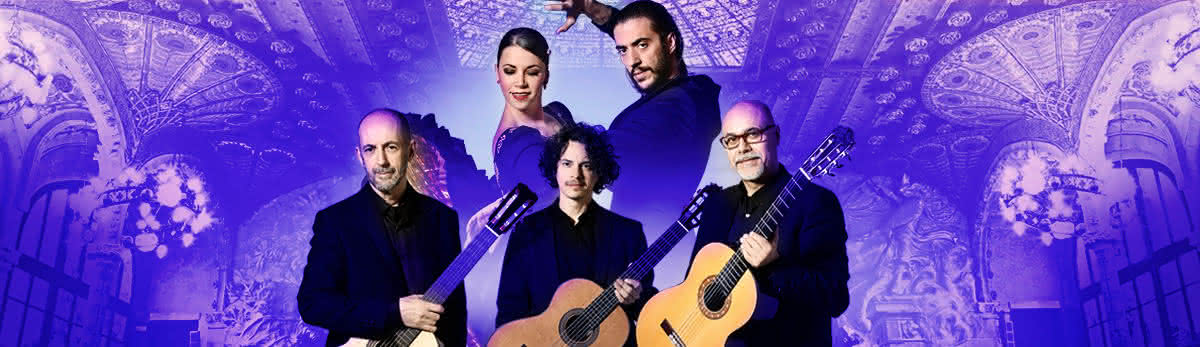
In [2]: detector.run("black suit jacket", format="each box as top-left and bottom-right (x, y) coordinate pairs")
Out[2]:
(297, 184), (467, 346)
(495, 203), (659, 340)
(692, 179), (850, 346)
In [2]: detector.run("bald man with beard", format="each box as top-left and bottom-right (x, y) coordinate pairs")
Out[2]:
(689, 101), (850, 346)
(298, 109), (467, 346)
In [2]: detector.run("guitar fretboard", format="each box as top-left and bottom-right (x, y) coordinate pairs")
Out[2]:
(710, 166), (816, 299)
(580, 220), (692, 320)
(425, 227), (498, 303)
(376, 227), (501, 347)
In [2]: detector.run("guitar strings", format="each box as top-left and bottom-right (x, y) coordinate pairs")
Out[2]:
(561, 221), (692, 342)
(648, 137), (848, 344)
(675, 161), (819, 345)
(562, 189), (713, 342)
(377, 222), (507, 347)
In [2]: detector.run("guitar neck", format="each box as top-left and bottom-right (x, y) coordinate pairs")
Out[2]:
(620, 220), (690, 281)
(718, 168), (813, 284)
(746, 171), (810, 241)
(379, 227), (501, 347)
(422, 226), (499, 304)
(578, 219), (691, 320)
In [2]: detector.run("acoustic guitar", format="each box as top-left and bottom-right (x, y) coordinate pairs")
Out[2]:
(343, 183), (538, 347)
(635, 127), (855, 347)
(488, 184), (723, 347)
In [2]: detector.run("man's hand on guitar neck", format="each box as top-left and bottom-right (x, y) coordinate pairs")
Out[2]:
(398, 294), (443, 332)
(613, 279), (642, 305)
(739, 233), (779, 268)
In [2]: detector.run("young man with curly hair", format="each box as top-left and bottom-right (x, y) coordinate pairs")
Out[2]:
(495, 123), (658, 345)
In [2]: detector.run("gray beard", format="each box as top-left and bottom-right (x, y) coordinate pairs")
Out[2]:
(371, 176), (401, 192)
(738, 165), (765, 182)
(368, 163), (406, 192)
(735, 153), (764, 181)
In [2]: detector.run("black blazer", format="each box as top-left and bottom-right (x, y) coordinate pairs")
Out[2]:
(495, 203), (659, 333)
(297, 184), (466, 347)
(692, 181), (850, 346)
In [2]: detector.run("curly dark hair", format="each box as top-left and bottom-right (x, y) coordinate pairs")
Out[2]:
(538, 123), (620, 194)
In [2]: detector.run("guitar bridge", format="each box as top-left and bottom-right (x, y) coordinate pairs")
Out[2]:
(659, 319), (686, 347)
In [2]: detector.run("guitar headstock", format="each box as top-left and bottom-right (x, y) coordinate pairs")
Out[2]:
(800, 126), (855, 180)
(487, 183), (538, 235)
(677, 184), (723, 230)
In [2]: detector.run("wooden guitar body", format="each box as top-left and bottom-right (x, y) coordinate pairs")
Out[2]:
(489, 279), (629, 347)
(342, 332), (442, 347)
(636, 243), (757, 347)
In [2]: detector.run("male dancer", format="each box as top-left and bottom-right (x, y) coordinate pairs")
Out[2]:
(548, 1), (722, 285)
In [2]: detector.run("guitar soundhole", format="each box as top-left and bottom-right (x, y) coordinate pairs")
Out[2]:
(704, 289), (726, 312)
(697, 276), (731, 319)
(557, 308), (598, 346)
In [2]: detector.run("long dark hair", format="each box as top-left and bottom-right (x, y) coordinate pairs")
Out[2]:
(613, 0), (687, 74)
(497, 27), (550, 66)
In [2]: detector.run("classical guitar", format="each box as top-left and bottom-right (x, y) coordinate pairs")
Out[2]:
(343, 183), (538, 347)
(635, 127), (855, 347)
(488, 184), (723, 347)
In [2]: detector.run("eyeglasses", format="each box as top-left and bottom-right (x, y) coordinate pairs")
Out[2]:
(719, 125), (776, 149)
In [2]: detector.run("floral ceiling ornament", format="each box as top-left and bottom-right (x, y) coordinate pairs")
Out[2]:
(1158, 5), (1200, 108)
(947, 11), (973, 28)
(995, 149), (1100, 246)
(0, 17), (63, 125)
(984, 9), (1009, 24)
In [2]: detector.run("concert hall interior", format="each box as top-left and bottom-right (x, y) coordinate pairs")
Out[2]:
(0, 0), (1198, 346)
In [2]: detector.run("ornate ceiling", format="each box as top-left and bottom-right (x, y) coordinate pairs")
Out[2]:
(85, 9), (282, 136)
(762, 0), (1144, 205)
(440, 0), (767, 69)
(12, 0), (1154, 206)
(923, 2), (1122, 131)
(26, 0), (353, 190)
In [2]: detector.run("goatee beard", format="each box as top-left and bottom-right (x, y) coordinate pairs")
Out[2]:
(369, 164), (406, 192)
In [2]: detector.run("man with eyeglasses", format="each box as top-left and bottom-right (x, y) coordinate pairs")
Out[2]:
(689, 101), (850, 346)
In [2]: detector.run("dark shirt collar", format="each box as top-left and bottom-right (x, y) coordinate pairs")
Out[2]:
(366, 182), (418, 226)
(550, 198), (601, 226)
(733, 164), (794, 204)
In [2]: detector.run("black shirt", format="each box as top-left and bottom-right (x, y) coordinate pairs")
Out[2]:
(549, 199), (601, 284)
(727, 167), (794, 245)
(370, 184), (418, 292)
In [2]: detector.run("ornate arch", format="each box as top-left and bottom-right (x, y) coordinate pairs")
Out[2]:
(1077, 1), (1200, 183)
(1113, 88), (1190, 181)
(18, 115), (98, 199)
(975, 140), (1072, 304)
(0, 4), (130, 177)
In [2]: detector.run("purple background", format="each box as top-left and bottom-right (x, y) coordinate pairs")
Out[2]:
(1, 0), (1199, 346)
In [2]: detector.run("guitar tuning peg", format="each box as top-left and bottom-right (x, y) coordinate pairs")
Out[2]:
(828, 173), (836, 177)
